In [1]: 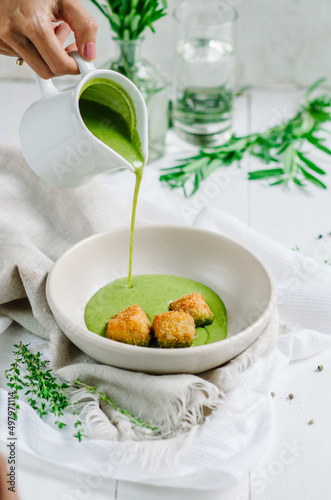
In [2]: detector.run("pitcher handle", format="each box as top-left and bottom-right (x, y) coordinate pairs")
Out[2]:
(35, 50), (96, 98)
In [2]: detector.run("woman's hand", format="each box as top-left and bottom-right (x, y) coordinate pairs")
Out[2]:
(0, 0), (98, 79)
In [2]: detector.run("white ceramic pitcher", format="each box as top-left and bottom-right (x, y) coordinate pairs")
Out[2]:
(19, 51), (148, 188)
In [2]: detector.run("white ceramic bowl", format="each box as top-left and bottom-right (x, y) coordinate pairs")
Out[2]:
(46, 226), (276, 374)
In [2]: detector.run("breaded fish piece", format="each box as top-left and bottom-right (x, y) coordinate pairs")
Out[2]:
(106, 304), (151, 346)
(152, 311), (195, 348)
(169, 292), (214, 327)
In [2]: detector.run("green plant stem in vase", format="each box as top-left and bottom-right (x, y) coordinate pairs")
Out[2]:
(110, 38), (168, 161)
(90, 0), (169, 162)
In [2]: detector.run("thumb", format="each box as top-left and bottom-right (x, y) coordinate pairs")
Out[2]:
(60, 0), (98, 60)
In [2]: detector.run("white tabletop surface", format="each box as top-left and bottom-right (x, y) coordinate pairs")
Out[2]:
(0, 80), (331, 500)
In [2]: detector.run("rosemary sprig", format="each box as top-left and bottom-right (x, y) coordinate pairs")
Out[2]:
(89, 0), (167, 40)
(4, 343), (156, 439)
(160, 78), (331, 196)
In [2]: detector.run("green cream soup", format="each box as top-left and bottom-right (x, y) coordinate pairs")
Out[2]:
(79, 78), (227, 346)
(85, 275), (227, 347)
(79, 78), (144, 169)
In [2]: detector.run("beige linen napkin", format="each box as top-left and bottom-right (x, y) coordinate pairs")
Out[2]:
(0, 147), (279, 440)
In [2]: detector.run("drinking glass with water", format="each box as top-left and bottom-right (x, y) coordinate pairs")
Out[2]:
(173, 0), (237, 147)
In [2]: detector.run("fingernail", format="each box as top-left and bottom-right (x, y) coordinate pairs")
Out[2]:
(84, 42), (96, 60)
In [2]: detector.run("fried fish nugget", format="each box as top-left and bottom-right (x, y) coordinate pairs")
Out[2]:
(169, 292), (214, 327)
(106, 304), (151, 346)
(152, 311), (195, 348)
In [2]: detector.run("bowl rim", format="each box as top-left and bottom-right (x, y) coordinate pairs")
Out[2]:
(46, 224), (277, 357)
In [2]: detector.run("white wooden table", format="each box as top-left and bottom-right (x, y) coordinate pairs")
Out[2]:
(0, 80), (331, 500)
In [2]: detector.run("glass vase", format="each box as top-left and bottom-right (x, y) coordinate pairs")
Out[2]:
(109, 38), (168, 162)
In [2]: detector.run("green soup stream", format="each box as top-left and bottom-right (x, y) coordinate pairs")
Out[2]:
(79, 78), (144, 287)
(79, 78), (228, 346)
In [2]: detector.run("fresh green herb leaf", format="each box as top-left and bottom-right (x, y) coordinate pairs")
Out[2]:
(307, 77), (326, 95)
(74, 379), (157, 431)
(160, 79), (331, 195)
(305, 134), (331, 155)
(248, 168), (284, 180)
(300, 166), (327, 189)
(297, 152), (326, 175)
(90, 0), (167, 39)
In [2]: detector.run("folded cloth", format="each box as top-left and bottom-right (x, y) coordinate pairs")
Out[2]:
(0, 316), (11, 333)
(0, 146), (279, 441)
(1, 147), (331, 489)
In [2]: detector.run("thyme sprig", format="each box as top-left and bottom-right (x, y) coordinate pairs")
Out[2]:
(5, 342), (71, 428)
(89, 0), (167, 40)
(75, 379), (157, 431)
(5, 343), (156, 439)
(160, 78), (331, 196)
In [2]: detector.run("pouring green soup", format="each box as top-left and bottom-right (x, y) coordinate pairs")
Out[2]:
(79, 78), (227, 347)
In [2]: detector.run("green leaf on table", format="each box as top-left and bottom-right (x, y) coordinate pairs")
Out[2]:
(159, 77), (331, 195)
(292, 113), (315, 136)
(300, 166), (327, 188)
(248, 168), (284, 180)
(297, 152), (326, 175)
(293, 177), (306, 187)
(269, 179), (284, 186)
(306, 77), (327, 95)
(305, 135), (331, 155)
